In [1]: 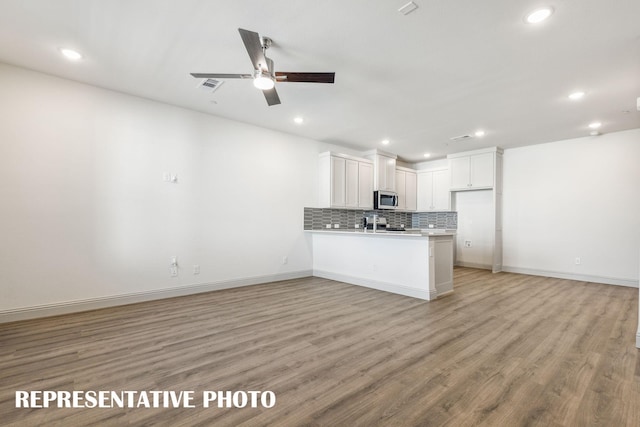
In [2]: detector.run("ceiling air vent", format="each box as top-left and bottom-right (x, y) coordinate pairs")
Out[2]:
(449, 134), (473, 142)
(198, 78), (224, 93)
(398, 2), (419, 15)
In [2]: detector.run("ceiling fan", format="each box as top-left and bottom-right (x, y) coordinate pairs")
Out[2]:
(191, 28), (335, 106)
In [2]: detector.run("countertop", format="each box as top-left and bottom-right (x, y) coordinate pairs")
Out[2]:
(305, 228), (456, 237)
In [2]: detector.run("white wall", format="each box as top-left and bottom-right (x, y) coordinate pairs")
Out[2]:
(502, 129), (640, 286)
(0, 63), (331, 318)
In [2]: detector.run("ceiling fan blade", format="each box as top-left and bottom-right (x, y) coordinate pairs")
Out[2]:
(262, 87), (281, 106)
(275, 72), (335, 83)
(238, 28), (269, 72)
(191, 73), (252, 79)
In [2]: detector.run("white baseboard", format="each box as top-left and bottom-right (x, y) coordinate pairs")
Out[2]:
(501, 266), (638, 288)
(313, 269), (435, 300)
(0, 270), (313, 323)
(636, 330), (640, 349)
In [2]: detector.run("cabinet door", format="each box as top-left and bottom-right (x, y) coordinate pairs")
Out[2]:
(417, 171), (434, 211)
(384, 157), (396, 191)
(345, 159), (359, 208)
(330, 156), (346, 207)
(358, 162), (374, 209)
(395, 170), (406, 210)
(432, 169), (450, 210)
(470, 153), (494, 188)
(450, 157), (471, 189)
(405, 171), (417, 211)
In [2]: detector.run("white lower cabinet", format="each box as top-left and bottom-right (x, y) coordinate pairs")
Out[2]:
(417, 169), (450, 211)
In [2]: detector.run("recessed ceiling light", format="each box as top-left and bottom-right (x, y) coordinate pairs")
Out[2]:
(588, 122), (602, 129)
(525, 7), (554, 24)
(381, 139), (390, 145)
(294, 116), (304, 124)
(59, 48), (83, 61)
(474, 130), (485, 137)
(568, 91), (585, 100)
(423, 153), (431, 158)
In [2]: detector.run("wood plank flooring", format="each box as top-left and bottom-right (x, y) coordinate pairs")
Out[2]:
(1, 268), (639, 426)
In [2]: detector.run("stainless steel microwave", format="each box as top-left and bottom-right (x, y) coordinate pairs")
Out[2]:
(374, 190), (398, 210)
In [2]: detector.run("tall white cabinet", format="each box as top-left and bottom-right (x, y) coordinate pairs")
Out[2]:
(319, 152), (374, 209)
(447, 147), (503, 273)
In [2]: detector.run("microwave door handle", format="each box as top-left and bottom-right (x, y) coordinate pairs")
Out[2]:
(394, 195), (398, 207)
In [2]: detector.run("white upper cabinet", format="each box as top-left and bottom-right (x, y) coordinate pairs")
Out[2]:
(417, 169), (450, 211)
(358, 162), (374, 209)
(383, 155), (397, 191)
(448, 149), (498, 191)
(330, 156), (346, 206)
(365, 150), (397, 191)
(345, 159), (359, 208)
(432, 169), (450, 210)
(405, 170), (417, 211)
(395, 170), (406, 210)
(396, 167), (417, 211)
(319, 152), (374, 209)
(470, 153), (494, 188)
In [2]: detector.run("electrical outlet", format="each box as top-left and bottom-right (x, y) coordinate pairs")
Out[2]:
(163, 173), (178, 183)
(193, 264), (200, 275)
(355, 224), (360, 229)
(282, 256), (288, 265)
(325, 224), (331, 229)
(333, 224), (340, 228)
(575, 257), (581, 265)
(428, 224), (435, 229)
(464, 240), (472, 248)
(170, 266), (178, 277)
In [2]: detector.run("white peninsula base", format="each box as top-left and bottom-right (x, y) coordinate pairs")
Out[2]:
(309, 230), (454, 300)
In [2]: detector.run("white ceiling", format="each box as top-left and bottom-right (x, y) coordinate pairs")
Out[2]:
(0, 0), (638, 162)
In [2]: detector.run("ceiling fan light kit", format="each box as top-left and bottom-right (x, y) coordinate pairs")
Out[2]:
(191, 28), (335, 106)
(253, 70), (275, 90)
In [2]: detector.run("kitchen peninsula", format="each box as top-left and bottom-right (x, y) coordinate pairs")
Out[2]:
(308, 229), (455, 300)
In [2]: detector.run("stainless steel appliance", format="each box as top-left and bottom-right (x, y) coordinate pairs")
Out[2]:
(363, 215), (387, 230)
(363, 215), (405, 232)
(373, 190), (398, 210)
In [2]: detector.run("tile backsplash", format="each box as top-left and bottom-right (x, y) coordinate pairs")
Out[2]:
(411, 211), (457, 229)
(304, 208), (457, 230)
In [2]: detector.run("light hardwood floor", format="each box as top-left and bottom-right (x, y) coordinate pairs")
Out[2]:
(1, 268), (639, 426)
